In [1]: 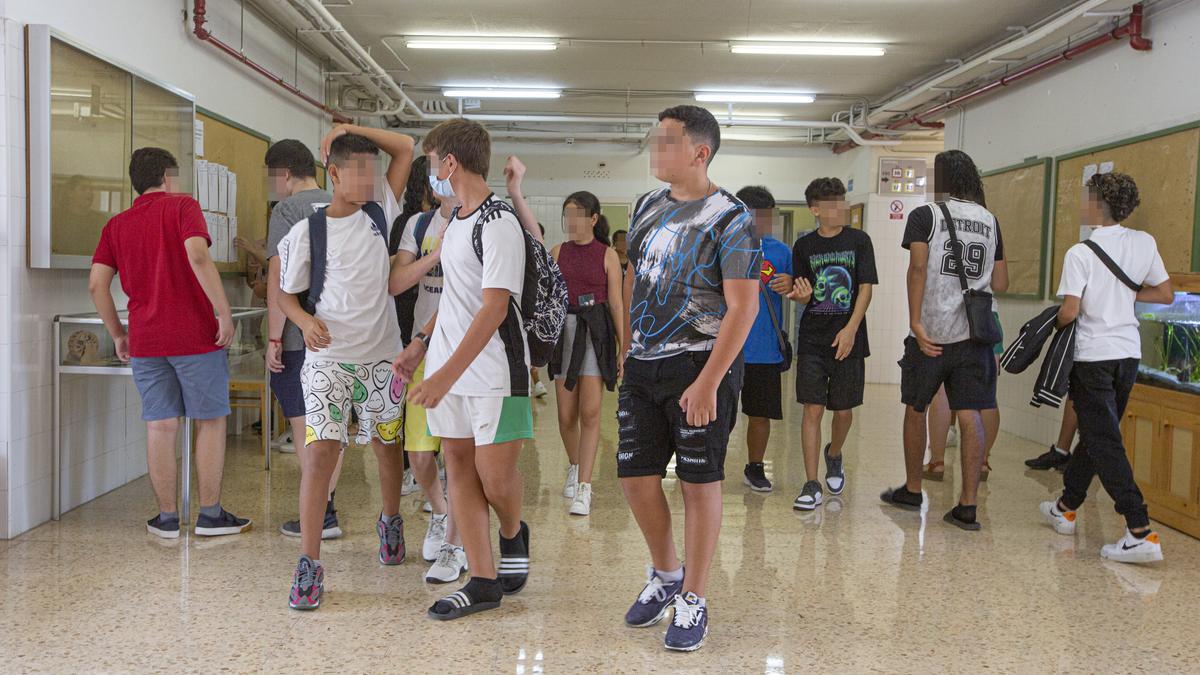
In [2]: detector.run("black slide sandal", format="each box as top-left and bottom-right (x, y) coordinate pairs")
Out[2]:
(427, 590), (502, 621)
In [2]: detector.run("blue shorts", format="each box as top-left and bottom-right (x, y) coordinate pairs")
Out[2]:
(131, 350), (231, 421)
(269, 349), (307, 419)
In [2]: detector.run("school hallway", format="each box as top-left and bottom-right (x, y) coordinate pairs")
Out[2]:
(2, 381), (1197, 672)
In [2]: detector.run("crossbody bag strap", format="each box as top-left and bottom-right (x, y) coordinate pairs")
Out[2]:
(936, 201), (971, 294)
(758, 280), (788, 354)
(1082, 239), (1143, 292)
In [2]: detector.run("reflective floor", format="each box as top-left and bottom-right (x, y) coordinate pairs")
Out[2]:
(3, 383), (1199, 672)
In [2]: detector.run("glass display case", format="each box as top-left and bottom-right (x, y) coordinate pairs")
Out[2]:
(52, 307), (267, 521)
(1137, 292), (1200, 395)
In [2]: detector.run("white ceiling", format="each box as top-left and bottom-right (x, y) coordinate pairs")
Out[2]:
(252, 0), (1156, 135)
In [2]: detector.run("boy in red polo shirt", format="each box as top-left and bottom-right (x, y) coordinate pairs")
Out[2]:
(89, 147), (252, 539)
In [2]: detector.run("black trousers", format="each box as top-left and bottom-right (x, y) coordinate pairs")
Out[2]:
(1061, 359), (1149, 530)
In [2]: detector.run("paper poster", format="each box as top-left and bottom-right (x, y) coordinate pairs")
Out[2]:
(194, 120), (205, 158)
(227, 172), (238, 214)
(1082, 163), (1098, 186)
(196, 160), (210, 208)
(207, 164), (220, 212)
(217, 165), (229, 213)
(1099, 161), (1114, 174)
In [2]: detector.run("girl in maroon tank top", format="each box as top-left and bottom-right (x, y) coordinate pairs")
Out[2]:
(550, 191), (625, 516)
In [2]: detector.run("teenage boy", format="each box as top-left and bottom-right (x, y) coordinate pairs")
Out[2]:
(786, 178), (877, 510)
(393, 118), (539, 620)
(1039, 172), (1173, 563)
(90, 147), (251, 539)
(262, 139), (344, 540)
(735, 185), (793, 494)
(278, 125), (414, 610)
(618, 106), (760, 652)
(881, 150), (1007, 531)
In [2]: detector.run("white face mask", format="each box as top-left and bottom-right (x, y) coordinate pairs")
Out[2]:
(429, 165), (456, 199)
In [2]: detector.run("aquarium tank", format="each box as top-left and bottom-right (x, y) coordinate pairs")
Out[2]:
(1137, 292), (1200, 395)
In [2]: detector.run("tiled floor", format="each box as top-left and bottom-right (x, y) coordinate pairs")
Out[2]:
(3, 383), (1199, 672)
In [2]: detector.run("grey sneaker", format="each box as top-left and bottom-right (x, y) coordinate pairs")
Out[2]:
(824, 444), (845, 496)
(793, 480), (823, 511)
(280, 503), (343, 540)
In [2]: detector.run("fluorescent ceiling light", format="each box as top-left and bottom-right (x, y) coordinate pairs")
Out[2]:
(406, 37), (558, 51)
(705, 110), (783, 120)
(732, 42), (886, 56)
(695, 92), (814, 104)
(443, 88), (562, 99)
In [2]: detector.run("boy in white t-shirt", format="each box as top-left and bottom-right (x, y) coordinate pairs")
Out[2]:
(394, 118), (539, 620)
(1040, 172), (1174, 564)
(277, 126), (414, 609)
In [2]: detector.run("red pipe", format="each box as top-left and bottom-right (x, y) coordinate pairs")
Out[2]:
(191, 0), (351, 123)
(832, 3), (1151, 154)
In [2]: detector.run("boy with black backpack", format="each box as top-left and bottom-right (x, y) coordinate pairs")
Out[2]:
(277, 125), (414, 610)
(393, 118), (564, 620)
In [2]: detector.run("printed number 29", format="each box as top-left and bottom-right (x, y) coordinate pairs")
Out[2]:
(942, 241), (987, 279)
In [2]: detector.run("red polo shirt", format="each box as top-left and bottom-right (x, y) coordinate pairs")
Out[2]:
(92, 191), (221, 358)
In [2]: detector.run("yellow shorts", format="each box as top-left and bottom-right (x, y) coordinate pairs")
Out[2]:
(403, 360), (441, 453)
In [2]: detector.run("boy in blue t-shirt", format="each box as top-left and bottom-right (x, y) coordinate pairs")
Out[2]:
(736, 186), (793, 493)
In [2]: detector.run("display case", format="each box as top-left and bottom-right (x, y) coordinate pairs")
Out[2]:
(52, 308), (268, 521)
(1125, 281), (1200, 540)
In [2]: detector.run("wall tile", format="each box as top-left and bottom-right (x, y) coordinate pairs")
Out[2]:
(3, 45), (21, 104)
(7, 429), (49, 489)
(0, 488), (7, 539)
(0, 439), (7, 491)
(8, 475), (50, 536)
(4, 88), (22, 151)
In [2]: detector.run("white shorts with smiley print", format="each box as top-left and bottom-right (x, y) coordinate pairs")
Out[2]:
(300, 359), (404, 447)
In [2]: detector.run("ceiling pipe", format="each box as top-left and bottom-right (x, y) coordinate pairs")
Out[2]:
(192, 0), (351, 123)
(831, 2), (1152, 154)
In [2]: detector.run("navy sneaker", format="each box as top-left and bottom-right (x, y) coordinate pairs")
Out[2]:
(146, 514), (180, 539)
(624, 567), (683, 627)
(664, 592), (708, 652)
(194, 509), (252, 537)
(280, 502), (343, 539)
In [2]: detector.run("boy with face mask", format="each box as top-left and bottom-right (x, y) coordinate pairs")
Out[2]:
(277, 125), (414, 610)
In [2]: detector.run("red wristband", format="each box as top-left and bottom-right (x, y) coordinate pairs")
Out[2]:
(269, 338), (283, 345)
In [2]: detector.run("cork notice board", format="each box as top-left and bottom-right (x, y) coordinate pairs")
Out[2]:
(981, 158), (1051, 298)
(1053, 124), (1200, 289)
(196, 109), (271, 274)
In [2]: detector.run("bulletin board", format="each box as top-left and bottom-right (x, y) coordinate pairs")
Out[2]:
(850, 203), (865, 230)
(1052, 121), (1200, 290)
(195, 108), (271, 274)
(981, 157), (1052, 299)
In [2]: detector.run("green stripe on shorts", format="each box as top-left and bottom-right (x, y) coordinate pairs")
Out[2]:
(493, 396), (534, 444)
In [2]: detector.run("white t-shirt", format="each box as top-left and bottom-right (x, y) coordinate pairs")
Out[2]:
(425, 195), (528, 396)
(1058, 225), (1169, 362)
(278, 190), (403, 363)
(398, 209), (449, 333)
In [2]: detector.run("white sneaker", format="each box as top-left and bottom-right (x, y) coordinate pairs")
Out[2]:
(425, 544), (468, 583)
(423, 513), (448, 562)
(570, 483), (592, 516)
(563, 464), (579, 499)
(1039, 500), (1077, 535)
(274, 430), (295, 454)
(422, 500), (432, 514)
(401, 469), (418, 496)
(534, 381), (548, 398)
(1101, 529), (1163, 564)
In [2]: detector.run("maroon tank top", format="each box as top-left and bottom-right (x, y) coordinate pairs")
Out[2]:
(558, 239), (609, 306)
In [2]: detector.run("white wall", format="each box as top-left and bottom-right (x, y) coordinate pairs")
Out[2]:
(0, 0), (328, 537)
(942, 0), (1200, 447)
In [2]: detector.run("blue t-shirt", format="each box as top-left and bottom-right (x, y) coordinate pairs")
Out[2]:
(743, 237), (793, 364)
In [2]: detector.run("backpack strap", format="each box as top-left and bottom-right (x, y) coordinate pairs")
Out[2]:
(360, 201), (390, 245)
(413, 210), (436, 260)
(471, 198), (520, 264)
(1082, 239), (1143, 292)
(305, 207), (329, 314)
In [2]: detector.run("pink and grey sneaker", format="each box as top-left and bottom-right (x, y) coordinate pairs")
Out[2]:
(377, 514), (406, 565)
(289, 555), (324, 610)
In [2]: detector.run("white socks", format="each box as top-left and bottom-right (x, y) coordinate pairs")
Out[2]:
(657, 566), (684, 583)
(1053, 445), (1069, 456)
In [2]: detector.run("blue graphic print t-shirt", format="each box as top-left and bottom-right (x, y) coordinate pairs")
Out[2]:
(627, 187), (762, 360)
(792, 227), (878, 359)
(743, 236), (794, 365)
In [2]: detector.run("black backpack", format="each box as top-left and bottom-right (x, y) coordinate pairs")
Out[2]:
(459, 199), (568, 368)
(300, 202), (389, 314)
(390, 210), (436, 343)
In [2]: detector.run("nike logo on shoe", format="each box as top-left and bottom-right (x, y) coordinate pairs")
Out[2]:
(1121, 542), (1144, 551)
